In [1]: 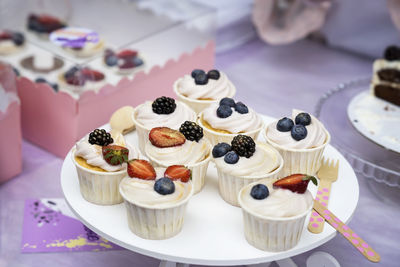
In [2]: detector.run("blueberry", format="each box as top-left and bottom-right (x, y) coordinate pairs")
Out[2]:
(194, 72), (208, 85)
(291, 124), (307, 141)
(154, 177), (175, 195)
(219, 97), (235, 107)
(295, 112), (311, 126)
(234, 102), (248, 114)
(212, 142), (231, 158)
(105, 55), (118, 66)
(250, 184), (269, 200)
(207, 69), (220, 80)
(224, 151), (239, 164)
(191, 69), (205, 78)
(133, 57), (144, 66)
(277, 117), (294, 132)
(35, 77), (47, 83)
(216, 105), (232, 118)
(52, 83), (59, 92)
(64, 66), (80, 79)
(12, 67), (20, 76)
(12, 33), (25, 46)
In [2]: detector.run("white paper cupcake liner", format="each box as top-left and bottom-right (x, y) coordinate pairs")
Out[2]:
(72, 151), (125, 205)
(215, 144), (283, 207)
(262, 126), (331, 176)
(119, 178), (194, 240)
(173, 79), (236, 114)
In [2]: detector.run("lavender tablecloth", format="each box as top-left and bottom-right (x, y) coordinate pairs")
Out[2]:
(1, 38), (399, 267)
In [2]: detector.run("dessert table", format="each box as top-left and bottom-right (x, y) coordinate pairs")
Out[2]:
(1, 38), (399, 267)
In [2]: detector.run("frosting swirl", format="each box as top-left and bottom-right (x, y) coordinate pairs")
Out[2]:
(213, 143), (281, 177)
(145, 138), (210, 165)
(240, 181), (313, 218)
(202, 103), (263, 133)
(75, 132), (140, 172)
(119, 168), (192, 208)
(266, 110), (328, 149)
(134, 101), (196, 130)
(176, 72), (235, 100)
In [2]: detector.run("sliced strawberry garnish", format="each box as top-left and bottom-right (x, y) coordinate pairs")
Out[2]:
(37, 14), (61, 25)
(119, 61), (135, 69)
(102, 145), (128, 166)
(149, 127), (185, 148)
(273, 174), (318, 194)
(81, 68), (105, 81)
(65, 75), (85, 86)
(0, 31), (12, 40)
(164, 165), (191, 183)
(117, 49), (138, 59)
(127, 159), (156, 180)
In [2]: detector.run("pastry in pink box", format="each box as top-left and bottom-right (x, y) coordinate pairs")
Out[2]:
(132, 96), (197, 155)
(0, 30), (25, 55)
(103, 48), (144, 75)
(0, 65), (22, 183)
(58, 66), (106, 94)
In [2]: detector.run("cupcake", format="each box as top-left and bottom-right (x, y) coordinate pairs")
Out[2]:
(119, 160), (193, 240)
(145, 121), (211, 193)
(103, 48), (144, 75)
(263, 109), (330, 176)
(173, 69), (236, 113)
(212, 135), (283, 206)
(238, 174), (316, 251)
(132, 96), (197, 155)
(0, 30), (25, 55)
(58, 66), (106, 94)
(198, 98), (264, 146)
(72, 129), (140, 205)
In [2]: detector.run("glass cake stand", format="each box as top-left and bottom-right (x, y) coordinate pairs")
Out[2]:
(314, 78), (400, 190)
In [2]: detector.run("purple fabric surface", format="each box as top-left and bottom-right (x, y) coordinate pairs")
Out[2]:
(1, 38), (400, 267)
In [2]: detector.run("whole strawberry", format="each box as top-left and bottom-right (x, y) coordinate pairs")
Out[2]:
(273, 174), (318, 194)
(102, 145), (129, 166)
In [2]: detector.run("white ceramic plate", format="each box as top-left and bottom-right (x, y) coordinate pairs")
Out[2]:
(347, 91), (400, 154)
(61, 115), (359, 266)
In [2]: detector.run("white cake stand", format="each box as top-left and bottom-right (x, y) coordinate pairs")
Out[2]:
(61, 115), (359, 267)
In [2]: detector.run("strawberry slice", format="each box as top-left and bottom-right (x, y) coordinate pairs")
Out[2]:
(81, 68), (105, 81)
(37, 14), (61, 25)
(0, 31), (12, 40)
(127, 159), (156, 180)
(117, 49), (138, 59)
(149, 127), (185, 148)
(164, 165), (191, 183)
(102, 145), (128, 166)
(273, 174), (318, 194)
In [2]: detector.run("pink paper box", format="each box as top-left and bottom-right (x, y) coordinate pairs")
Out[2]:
(17, 42), (215, 157)
(0, 65), (22, 183)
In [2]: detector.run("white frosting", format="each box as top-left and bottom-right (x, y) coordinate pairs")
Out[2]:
(176, 72), (235, 100)
(75, 132), (140, 172)
(266, 109), (328, 149)
(135, 100), (196, 130)
(33, 51), (54, 69)
(146, 138), (210, 165)
(240, 182), (313, 218)
(213, 143), (280, 177)
(0, 85), (19, 113)
(0, 40), (19, 54)
(202, 103), (263, 133)
(119, 168), (192, 208)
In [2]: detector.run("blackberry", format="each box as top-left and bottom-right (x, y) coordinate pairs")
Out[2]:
(88, 129), (113, 146)
(231, 135), (256, 158)
(179, 121), (203, 142)
(152, 96), (176, 114)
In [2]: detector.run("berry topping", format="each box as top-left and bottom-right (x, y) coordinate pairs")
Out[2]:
(250, 184), (269, 200)
(154, 177), (175, 195)
(224, 151), (239, 164)
(212, 142), (231, 158)
(234, 102), (249, 114)
(64, 66), (80, 79)
(12, 32), (25, 46)
(35, 77), (47, 83)
(231, 135), (256, 158)
(219, 97), (235, 107)
(133, 57), (144, 66)
(0, 31), (12, 40)
(127, 159), (156, 180)
(81, 68), (105, 81)
(277, 117), (294, 132)
(295, 112), (311, 126)
(164, 165), (191, 183)
(12, 67), (20, 77)
(194, 71), (208, 85)
(117, 50), (138, 59)
(149, 127), (186, 148)
(119, 61), (135, 69)
(27, 14), (65, 33)
(207, 69), (220, 80)
(216, 105), (232, 118)
(291, 124), (307, 141)
(102, 145), (129, 166)
(52, 83), (59, 92)
(105, 55), (118, 66)
(384, 45), (400, 61)
(66, 75), (85, 86)
(152, 96), (176, 114)
(179, 121), (203, 142)
(191, 69), (205, 78)
(88, 129), (113, 146)
(273, 174), (318, 194)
